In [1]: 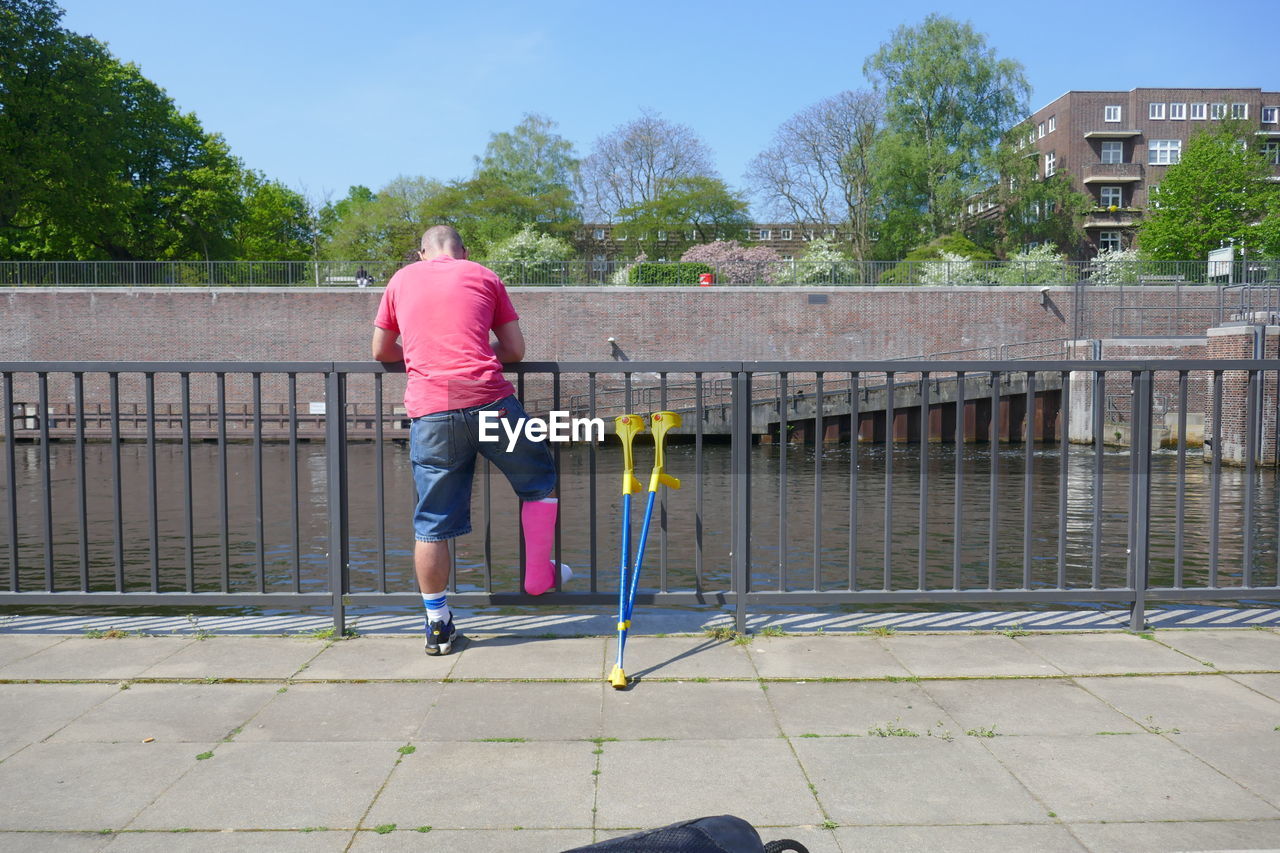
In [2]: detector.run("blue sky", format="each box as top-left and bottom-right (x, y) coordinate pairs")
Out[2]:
(61, 0), (1278, 212)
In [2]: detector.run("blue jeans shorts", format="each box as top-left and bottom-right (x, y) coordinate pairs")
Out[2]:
(409, 395), (556, 542)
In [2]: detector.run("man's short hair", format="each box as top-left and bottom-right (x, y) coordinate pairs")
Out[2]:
(421, 225), (465, 255)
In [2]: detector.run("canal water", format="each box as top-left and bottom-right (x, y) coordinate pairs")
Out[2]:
(3, 440), (1276, 610)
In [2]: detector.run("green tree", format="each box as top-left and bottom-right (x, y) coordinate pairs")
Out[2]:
(863, 14), (1030, 257)
(475, 113), (579, 199)
(1138, 121), (1280, 260)
(233, 172), (312, 260)
(613, 176), (750, 258)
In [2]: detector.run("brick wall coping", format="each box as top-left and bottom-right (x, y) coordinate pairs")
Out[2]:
(1, 284), (1209, 296)
(1207, 325), (1280, 338)
(1098, 337), (1208, 346)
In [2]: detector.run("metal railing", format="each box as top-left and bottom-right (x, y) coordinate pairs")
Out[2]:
(2, 359), (1278, 633)
(5, 259), (1279, 287)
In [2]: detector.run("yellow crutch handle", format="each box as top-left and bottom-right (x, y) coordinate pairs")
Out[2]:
(647, 411), (682, 492)
(615, 414), (645, 495)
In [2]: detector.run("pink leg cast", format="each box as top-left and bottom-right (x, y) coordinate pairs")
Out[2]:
(522, 498), (559, 595)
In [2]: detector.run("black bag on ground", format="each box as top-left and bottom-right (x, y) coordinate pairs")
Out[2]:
(561, 814), (810, 852)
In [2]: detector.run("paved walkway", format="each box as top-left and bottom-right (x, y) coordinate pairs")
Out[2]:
(1, 626), (1279, 852)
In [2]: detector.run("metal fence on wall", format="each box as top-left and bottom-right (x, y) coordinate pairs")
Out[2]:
(2, 359), (1279, 633)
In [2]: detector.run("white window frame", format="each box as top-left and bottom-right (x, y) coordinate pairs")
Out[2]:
(656, 230), (666, 241)
(1037, 122), (1046, 138)
(1104, 105), (1122, 123)
(758, 229), (771, 240)
(1100, 185), (1123, 208)
(1148, 139), (1182, 165)
(1262, 106), (1279, 124)
(1211, 103), (1227, 119)
(1044, 151), (1056, 177)
(1100, 140), (1124, 164)
(616, 232), (627, 241)
(1190, 103), (1207, 120)
(1168, 102), (1186, 120)
(1149, 103), (1165, 120)
(825, 229), (836, 239)
(1047, 115), (1056, 133)
(779, 229), (792, 240)
(1098, 231), (1122, 252)
(592, 228), (606, 240)
(1262, 141), (1280, 166)
(685, 230), (697, 241)
(1232, 102), (1248, 119)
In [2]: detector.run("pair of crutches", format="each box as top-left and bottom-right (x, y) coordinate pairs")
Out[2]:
(609, 411), (681, 689)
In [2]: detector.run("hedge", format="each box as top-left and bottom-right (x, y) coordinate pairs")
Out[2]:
(627, 262), (714, 285)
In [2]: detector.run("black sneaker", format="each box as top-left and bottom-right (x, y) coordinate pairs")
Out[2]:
(425, 617), (458, 655)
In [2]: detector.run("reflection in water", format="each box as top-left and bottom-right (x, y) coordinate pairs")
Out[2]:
(2, 439), (1276, 605)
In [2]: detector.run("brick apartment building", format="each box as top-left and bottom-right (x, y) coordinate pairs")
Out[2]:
(575, 224), (845, 263)
(1020, 87), (1280, 255)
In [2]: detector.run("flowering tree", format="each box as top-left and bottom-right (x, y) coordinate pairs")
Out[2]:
(484, 225), (575, 284)
(792, 236), (858, 284)
(1088, 247), (1141, 284)
(918, 251), (993, 284)
(680, 241), (781, 284)
(990, 244), (1073, 284)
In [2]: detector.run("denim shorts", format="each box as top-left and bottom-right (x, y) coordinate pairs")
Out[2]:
(409, 395), (556, 542)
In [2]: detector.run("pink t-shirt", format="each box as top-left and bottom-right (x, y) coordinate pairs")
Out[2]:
(374, 257), (518, 417)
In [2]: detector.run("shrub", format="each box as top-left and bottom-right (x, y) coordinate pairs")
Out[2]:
(628, 262), (713, 285)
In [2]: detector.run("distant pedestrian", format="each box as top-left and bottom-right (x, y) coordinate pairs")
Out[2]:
(356, 266), (370, 288)
(371, 225), (570, 655)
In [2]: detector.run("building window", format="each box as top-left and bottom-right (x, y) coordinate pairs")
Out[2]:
(616, 232), (627, 241)
(1149, 103), (1165, 120)
(780, 229), (792, 240)
(1100, 185), (1123, 208)
(1044, 151), (1056, 177)
(686, 230), (697, 241)
(1100, 140), (1124, 164)
(1104, 105), (1122, 122)
(1190, 103), (1207, 120)
(1099, 231), (1122, 252)
(1047, 115), (1056, 133)
(780, 255), (793, 262)
(1169, 103), (1186, 120)
(1211, 103), (1226, 119)
(1037, 122), (1045, 138)
(758, 229), (771, 240)
(804, 229), (815, 241)
(1263, 107), (1279, 124)
(1263, 141), (1280, 166)
(592, 228), (605, 240)
(825, 229), (836, 239)
(1148, 139), (1182, 165)
(742, 229), (753, 241)
(1231, 102), (1248, 119)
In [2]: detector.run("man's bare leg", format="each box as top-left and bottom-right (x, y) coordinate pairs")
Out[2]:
(416, 540), (456, 653)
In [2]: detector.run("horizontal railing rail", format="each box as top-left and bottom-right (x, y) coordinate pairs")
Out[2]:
(2, 358), (1278, 633)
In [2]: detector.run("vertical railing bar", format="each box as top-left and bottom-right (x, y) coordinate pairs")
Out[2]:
(988, 371), (1000, 590)
(884, 371), (895, 590)
(182, 373), (194, 592)
(694, 373), (704, 591)
(374, 373), (386, 593)
(588, 373), (598, 592)
(1174, 371), (1188, 588)
(1130, 370), (1153, 631)
(814, 372), (824, 591)
(38, 373), (53, 590)
(110, 372), (124, 592)
(1210, 370), (1222, 587)
(1057, 370), (1070, 590)
(657, 372), (667, 593)
(1092, 370), (1105, 589)
(953, 371), (965, 590)
(778, 372), (788, 591)
(1243, 368), (1258, 589)
(74, 373), (88, 590)
(918, 371), (929, 591)
(554, 371), (565, 590)
(1126, 373), (1138, 591)
(731, 370), (751, 634)
(146, 372), (159, 592)
(516, 372), (526, 590)
(216, 372), (229, 592)
(1023, 371), (1035, 589)
(288, 374), (300, 592)
(3, 372), (17, 592)
(324, 370), (347, 635)
(849, 372), (859, 591)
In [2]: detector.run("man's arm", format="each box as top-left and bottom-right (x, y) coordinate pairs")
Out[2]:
(371, 326), (403, 362)
(491, 320), (525, 364)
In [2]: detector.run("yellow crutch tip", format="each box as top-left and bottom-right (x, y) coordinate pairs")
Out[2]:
(609, 666), (628, 689)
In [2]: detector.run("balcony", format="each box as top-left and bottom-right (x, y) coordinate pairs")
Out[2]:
(1083, 162), (1144, 183)
(1084, 128), (1142, 139)
(1083, 207), (1141, 228)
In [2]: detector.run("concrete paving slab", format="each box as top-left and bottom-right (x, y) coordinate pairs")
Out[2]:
(0, 832), (114, 852)
(0, 638), (194, 680)
(348, 828), (594, 851)
(1067, 819), (1280, 852)
(237, 682), (439, 742)
(137, 637), (324, 680)
(1014, 633), (1211, 675)
(418, 681), (601, 742)
(0, 742), (203, 830)
(1230, 672), (1280, 702)
(0, 741), (28, 760)
(834, 823), (1085, 852)
(595, 739), (824, 828)
(364, 740), (597, 829)
(128, 742), (399, 830)
(602, 681), (778, 740)
(1153, 628), (1280, 671)
(793, 737), (1048, 826)
(880, 634), (1063, 678)
(446, 636), (605, 680)
(766, 680), (958, 737)
(1077, 674), (1280, 733)
(921, 678), (1144, 737)
(0, 683), (120, 742)
(49, 683), (278, 743)
(747, 635), (912, 679)
(0, 635), (69, 667)
(103, 829), (353, 851)
(1176, 733), (1280, 809)
(603, 636), (758, 679)
(299, 638), (456, 680)
(984, 734), (1280, 822)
